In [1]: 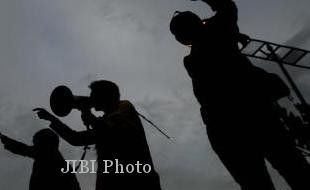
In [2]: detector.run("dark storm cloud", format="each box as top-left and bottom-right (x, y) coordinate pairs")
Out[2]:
(1, 0), (310, 190)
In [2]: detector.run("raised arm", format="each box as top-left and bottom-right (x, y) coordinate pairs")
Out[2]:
(193, 0), (249, 46)
(50, 119), (96, 146)
(33, 108), (96, 146)
(0, 134), (35, 158)
(193, 0), (239, 29)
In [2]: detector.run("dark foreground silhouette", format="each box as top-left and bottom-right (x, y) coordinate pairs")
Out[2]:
(0, 129), (81, 190)
(170, 0), (310, 189)
(34, 80), (161, 190)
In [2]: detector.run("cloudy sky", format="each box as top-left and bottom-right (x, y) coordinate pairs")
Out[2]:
(1, 0), (310, 190)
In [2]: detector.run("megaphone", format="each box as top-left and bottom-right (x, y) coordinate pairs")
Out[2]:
(50, 86), (92, 117)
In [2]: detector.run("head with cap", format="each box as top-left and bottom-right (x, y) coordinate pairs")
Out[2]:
(170, 11), (203, 46)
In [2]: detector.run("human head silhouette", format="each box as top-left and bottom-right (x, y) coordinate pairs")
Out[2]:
(170, 11), (203, 46)
(33, 129), (59, 150)
(89, 80), (120, 113)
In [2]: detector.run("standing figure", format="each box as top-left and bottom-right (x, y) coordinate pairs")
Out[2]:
(34, 80), (161, 190)
(0, 129), (81, 190)
(170, 0), (310, 189)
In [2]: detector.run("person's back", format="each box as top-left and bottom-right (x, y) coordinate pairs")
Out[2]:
(30, 148), (80, 190)
(173, 0), (293, 152)
(170, 2), (257, 116)
(1, 129), (81, 190)
(94, 100), (161, 190)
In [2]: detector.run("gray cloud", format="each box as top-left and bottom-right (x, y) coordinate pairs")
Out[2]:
(1, 0), (310, 190)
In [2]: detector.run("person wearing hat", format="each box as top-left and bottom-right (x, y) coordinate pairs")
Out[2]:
(170, 0), (310, 189)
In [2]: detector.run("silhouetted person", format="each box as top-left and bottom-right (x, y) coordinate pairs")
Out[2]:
(170, 0), (310, 189)
(0, 129), (81, 190)
(34, 80), (161, 190)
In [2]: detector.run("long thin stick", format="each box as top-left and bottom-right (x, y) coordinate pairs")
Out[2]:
(137, 112), (173, 141)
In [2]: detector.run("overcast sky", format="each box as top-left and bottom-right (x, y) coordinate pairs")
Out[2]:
(1, 0), (310, 190)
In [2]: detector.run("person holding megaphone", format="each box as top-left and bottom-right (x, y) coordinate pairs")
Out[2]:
(33, 80), (161, 190)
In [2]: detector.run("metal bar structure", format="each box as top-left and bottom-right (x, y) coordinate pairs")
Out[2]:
(241, 38), (310, 105)
(241, 39), (310, 70)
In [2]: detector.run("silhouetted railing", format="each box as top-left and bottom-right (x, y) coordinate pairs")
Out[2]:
(241, 39), (310, 70)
